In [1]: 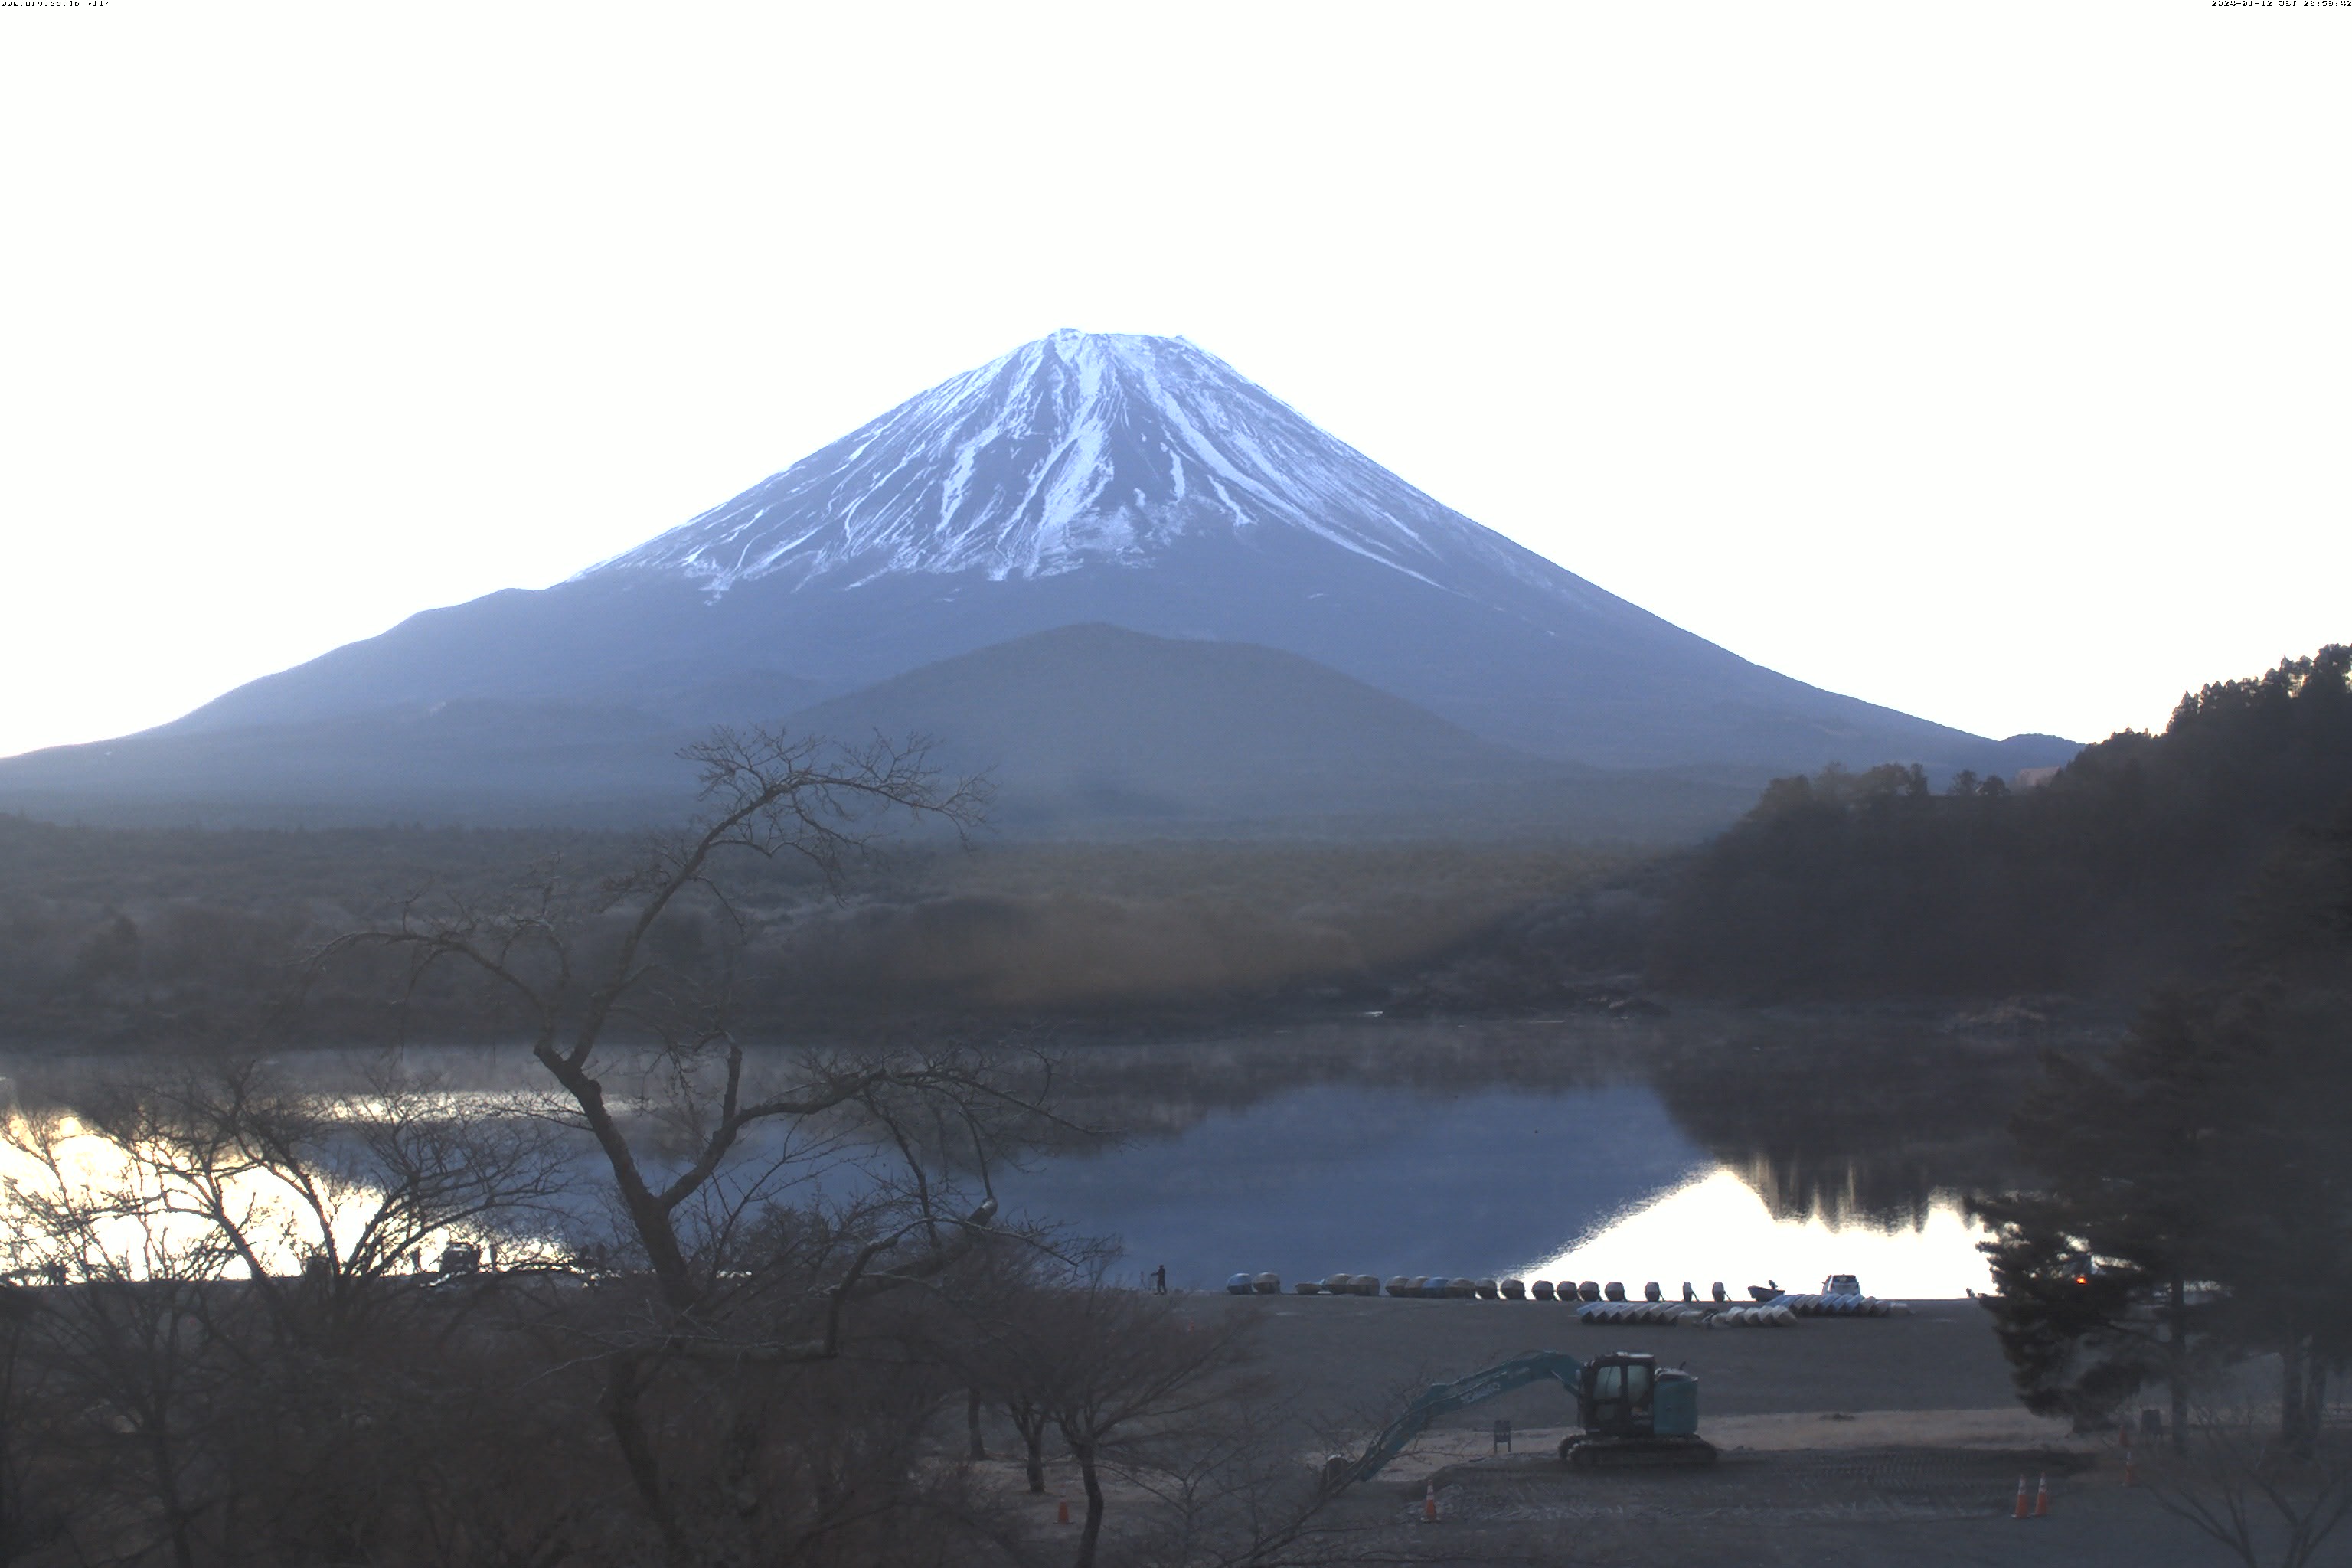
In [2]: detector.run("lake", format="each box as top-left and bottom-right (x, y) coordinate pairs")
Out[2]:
(1, 1009), (2060, 1295)
(975, 1009), (2059, 1297)
(996, 1079), (1997, 1297)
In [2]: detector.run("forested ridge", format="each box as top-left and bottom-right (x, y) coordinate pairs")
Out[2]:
(11, 645), (2349, 1039)
(1650, 645), (2352, 1506)
(1963, 710), (2352, 1488)
(1652, 646), (2352, 1000)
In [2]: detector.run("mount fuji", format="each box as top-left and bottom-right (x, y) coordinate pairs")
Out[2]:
(0, 331), (2071, 829)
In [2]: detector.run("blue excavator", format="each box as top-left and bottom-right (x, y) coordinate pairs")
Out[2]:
(1332, 1351), (1717, 1488)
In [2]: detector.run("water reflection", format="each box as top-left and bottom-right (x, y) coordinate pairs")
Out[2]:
(0, 1063), (576, 1286)
(1, 1009), (2053, 1296)
(1, 1109), (394, 1280)
(998, 1078), (1995, 1295)
(1524, 1168), (1990, 1299)
(1648, 1017), (2042, 1232)
(993, 1081), (1710, 1289)
(1003, 1011), (2050, 1294)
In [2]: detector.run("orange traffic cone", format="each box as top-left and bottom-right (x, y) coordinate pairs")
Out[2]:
(1057, 1495), (1070, 1525)
(2033, 1473), (2050, 1517)
(1423, 1480), (1438, 1523)
(2012, 1475), (2030, 1519)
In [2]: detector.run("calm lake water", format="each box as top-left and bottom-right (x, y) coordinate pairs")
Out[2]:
(987, 1011), (2050, 1298)
(996, 1076), (1994, 1298)
(4, 1011), (2054, 1296)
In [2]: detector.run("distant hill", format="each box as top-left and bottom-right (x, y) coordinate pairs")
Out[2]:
(787, 624), (1762, 837)
(0, 699), (709, 828)
(0, 626), (1759, 838)
(794, 624), (1536, 822)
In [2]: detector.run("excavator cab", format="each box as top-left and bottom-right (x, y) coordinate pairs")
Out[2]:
(1563, 1353), (1709, 1465)
(1335, 1348), (1716, 1488)
(1578, 1354), (1658, 1439)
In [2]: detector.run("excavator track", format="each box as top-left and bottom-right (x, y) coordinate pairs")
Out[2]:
(1561, 1436), (1719, 1469)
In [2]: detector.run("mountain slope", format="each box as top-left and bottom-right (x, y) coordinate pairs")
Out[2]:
(148, 332), (2066, 776)
(0, 626), (1758, 836)
(0, 331), (2075, 828)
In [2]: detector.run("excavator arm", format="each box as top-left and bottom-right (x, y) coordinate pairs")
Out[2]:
(1338, 1351), (1583, 1485)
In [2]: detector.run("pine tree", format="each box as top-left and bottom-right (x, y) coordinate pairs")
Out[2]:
(1971, 990), (2233, 1446)
(1974, 798), (2352, 1452)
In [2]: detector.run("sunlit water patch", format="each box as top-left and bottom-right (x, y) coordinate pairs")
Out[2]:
(0, 1111), (374, 1279)
(1524, 1168), (1990, 1301)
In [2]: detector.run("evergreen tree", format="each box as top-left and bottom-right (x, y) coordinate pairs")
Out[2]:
(2200, 985), (2352, 1459)
(1972, 797), (2352, 1451)
(1970, 990), (2233, 1446)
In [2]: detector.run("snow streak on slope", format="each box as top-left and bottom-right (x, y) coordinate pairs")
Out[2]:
(584, 331), (1592, 606)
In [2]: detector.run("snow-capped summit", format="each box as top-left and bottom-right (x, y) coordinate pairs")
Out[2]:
(585, 330), (1563, 603)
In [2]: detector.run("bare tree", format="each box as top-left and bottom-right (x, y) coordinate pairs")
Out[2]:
(2145, 1396), (2352, 1568)
(1015, 1277), (1255, 1568)
(0, 730), (1156, 1567)
(941, 1232), (1092, 1496)
(320, 727), (1016, 1319)
(2, 1111), (244, 1567)
(0, 1286), (67, 1566)
(1008, 1387), (1055, 1494)
(958, 1264), (1365, 1568)
(63, 1057), (567, 1339)
(308, 729), (1093, 1566)
(1118, 1396), (1370, 1568)
(0, 1055), (587, 1567)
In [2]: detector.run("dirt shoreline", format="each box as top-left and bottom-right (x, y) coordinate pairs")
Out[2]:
(1119, 1293), (2260, 1566)
(1186, 1292), (2026, 1423)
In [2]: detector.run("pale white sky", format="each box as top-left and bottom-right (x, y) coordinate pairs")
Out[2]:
(2, 2), (2345, 761)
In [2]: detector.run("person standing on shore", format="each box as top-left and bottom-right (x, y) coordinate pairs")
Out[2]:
(1155, 1263), (1168, 1295)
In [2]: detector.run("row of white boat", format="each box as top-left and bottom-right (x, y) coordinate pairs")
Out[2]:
(1219, 1274), (1911, 1323)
